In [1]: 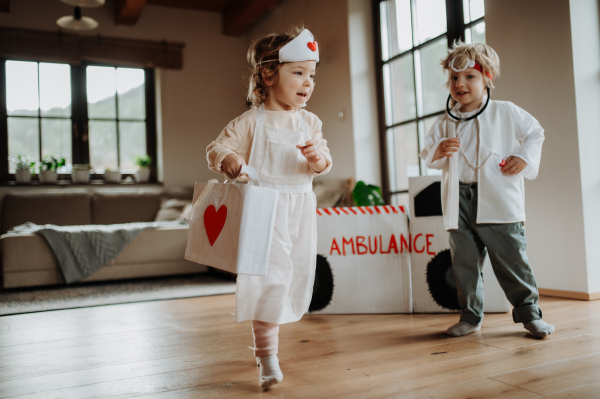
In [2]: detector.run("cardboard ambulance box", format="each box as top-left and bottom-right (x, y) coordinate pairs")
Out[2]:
(409, 176), (510, 313)
(310, 205), (412, 314)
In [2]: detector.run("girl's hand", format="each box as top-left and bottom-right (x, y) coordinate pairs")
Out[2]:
(432, 138), (460, 161)
(500, 156), (527, 175)
(221, 153), (245, 179)
(297, 139), (327, 173)
(296, 139), (322, 163)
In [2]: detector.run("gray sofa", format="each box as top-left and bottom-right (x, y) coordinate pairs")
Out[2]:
(1, 187), (206, 289)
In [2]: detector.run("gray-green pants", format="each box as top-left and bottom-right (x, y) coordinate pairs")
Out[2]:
(448, 182), (542, 325)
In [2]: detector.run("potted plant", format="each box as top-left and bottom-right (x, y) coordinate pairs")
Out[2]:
(352, 181), (385, 206)
(72, 164), (92, 184)
(103, 168), (122, 184)
(10, 155), (36, 184)
(39, 155), (65, 184)
(134, 154), (152, 183)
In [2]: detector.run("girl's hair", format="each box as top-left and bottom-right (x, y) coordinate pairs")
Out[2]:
(441, 41), (500, 105)
(246, 26), (305, 107)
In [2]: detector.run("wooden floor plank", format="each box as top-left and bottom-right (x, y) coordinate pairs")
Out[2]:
(541, 380), (600, 398)
(489, 351), (600, 395)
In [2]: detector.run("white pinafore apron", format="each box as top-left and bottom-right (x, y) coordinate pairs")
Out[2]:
(233, 104), (318, 324)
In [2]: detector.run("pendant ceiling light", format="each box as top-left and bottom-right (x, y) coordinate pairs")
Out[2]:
(56, 6), (99, 31)
(60, 0), (105, 7)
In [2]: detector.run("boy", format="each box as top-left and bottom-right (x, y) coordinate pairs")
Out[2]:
(420, 42), (554, 338)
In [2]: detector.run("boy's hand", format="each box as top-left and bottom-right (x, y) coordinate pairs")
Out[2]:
(297, 139), (327, 173)
(500, 156), (527, 175)
(432, 138), (460, 161)
(221, 153), (245, 179)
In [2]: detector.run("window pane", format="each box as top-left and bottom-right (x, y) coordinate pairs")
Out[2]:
(395, 0), (413, 53)
(380, 0), (412, 60)
(40, 63), (71, 117)
(87, 66), (116, 119)
(463, 0), (470, 23)
(380, 1), (391, 60)
(420, 38), (448, 115)
(415, 0), (446, 44)
(42, 119), (72, 168)
(470, 0), (484, 20)
(471, 22), (486, 44)
(391, 193), (410, 206)
(385, 54), (416, 125)
(8, 117), (39, 171)
(117, 68), (145, 120)
(421, 116), (443, 176)
(119, 121), (146, 171)
(388, 123), (419, 192)
(6, 61), (39, 117)
(89, 120), (118, 170)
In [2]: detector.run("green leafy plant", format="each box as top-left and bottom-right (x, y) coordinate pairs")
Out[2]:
(9, 155), (35, 172)
(352, 181), (385, 206)
(40, 155), (66, 172)
(72, 163), (91, 170)
(134, 154), (152, 168)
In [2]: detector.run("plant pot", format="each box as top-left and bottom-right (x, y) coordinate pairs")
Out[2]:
(15, 169), (32, 184)
(134, 167), (151, 183)
(39, 170), (58, 184)
(104, 170), (122, 184)
(72, 169), (91, 184)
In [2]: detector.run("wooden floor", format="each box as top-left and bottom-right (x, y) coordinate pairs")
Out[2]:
(0, 295), (599, 399)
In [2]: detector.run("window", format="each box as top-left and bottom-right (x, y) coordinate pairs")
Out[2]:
(374, 0), (485, 204)
(0, 59), (157, 182)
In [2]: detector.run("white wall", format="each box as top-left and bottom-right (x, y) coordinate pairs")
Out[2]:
(486, 0), (590, 293)
(348, 0), (381, 186)
(0, 0), (250, 187)
(570, 0), (600, 294)
(247, 0), (356, 182)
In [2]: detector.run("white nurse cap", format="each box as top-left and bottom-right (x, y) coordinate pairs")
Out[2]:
(259, 29), (319, 65)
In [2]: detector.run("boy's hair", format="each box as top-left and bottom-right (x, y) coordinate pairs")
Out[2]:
(441, 41), (500, 103)
(246, 26), (306, 107)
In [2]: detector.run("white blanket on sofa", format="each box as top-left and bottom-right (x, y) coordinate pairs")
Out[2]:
(8, 221), (182, 284)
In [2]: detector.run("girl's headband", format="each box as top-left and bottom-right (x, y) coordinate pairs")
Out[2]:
(256, 29), (319, 66)
(450, 57), (493, 80)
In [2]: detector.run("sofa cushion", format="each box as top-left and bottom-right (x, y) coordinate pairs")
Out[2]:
(91, 190), (164, 224)
(1, 189), (91, 234)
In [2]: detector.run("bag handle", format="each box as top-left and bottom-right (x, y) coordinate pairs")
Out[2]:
(182, 165), (261, 220)
(225, 165), (260, 186)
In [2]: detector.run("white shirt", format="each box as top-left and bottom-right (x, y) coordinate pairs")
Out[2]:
(455, 109), (479, 183)
(419, 100), (545, 229)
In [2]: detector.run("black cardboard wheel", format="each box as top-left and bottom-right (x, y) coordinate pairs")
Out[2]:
(309, 255), (334, 312)
(426, 249), (461, 310)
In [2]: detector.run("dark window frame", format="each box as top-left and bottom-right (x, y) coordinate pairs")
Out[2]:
(0, 58), (158, 183)
(373, 0), (484, 204)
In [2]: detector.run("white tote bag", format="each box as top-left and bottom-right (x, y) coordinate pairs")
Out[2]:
(184, 166), (278, 276)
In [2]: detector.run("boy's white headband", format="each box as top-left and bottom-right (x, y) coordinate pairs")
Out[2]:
(258, 29), (319, 65)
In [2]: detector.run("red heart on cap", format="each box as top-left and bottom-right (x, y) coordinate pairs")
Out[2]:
(307, 42), (318, 52)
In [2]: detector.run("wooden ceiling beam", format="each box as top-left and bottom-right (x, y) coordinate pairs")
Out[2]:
(0, 0), (10, 13)
(115, 0), (149, 25)
(222, 0), (281, 37)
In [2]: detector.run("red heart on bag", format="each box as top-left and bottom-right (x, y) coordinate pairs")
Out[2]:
(204, 205), (227, 246)
(307, 42), (318, 52)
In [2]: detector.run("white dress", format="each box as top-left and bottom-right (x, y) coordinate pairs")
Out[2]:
(233, 104), (320, 325)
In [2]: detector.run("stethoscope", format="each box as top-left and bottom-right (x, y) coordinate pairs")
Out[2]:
(446, 86), (491, 122)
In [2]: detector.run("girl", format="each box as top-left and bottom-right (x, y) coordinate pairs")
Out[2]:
(206, 28), (332, 389)
(420, 42), (555, 339)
